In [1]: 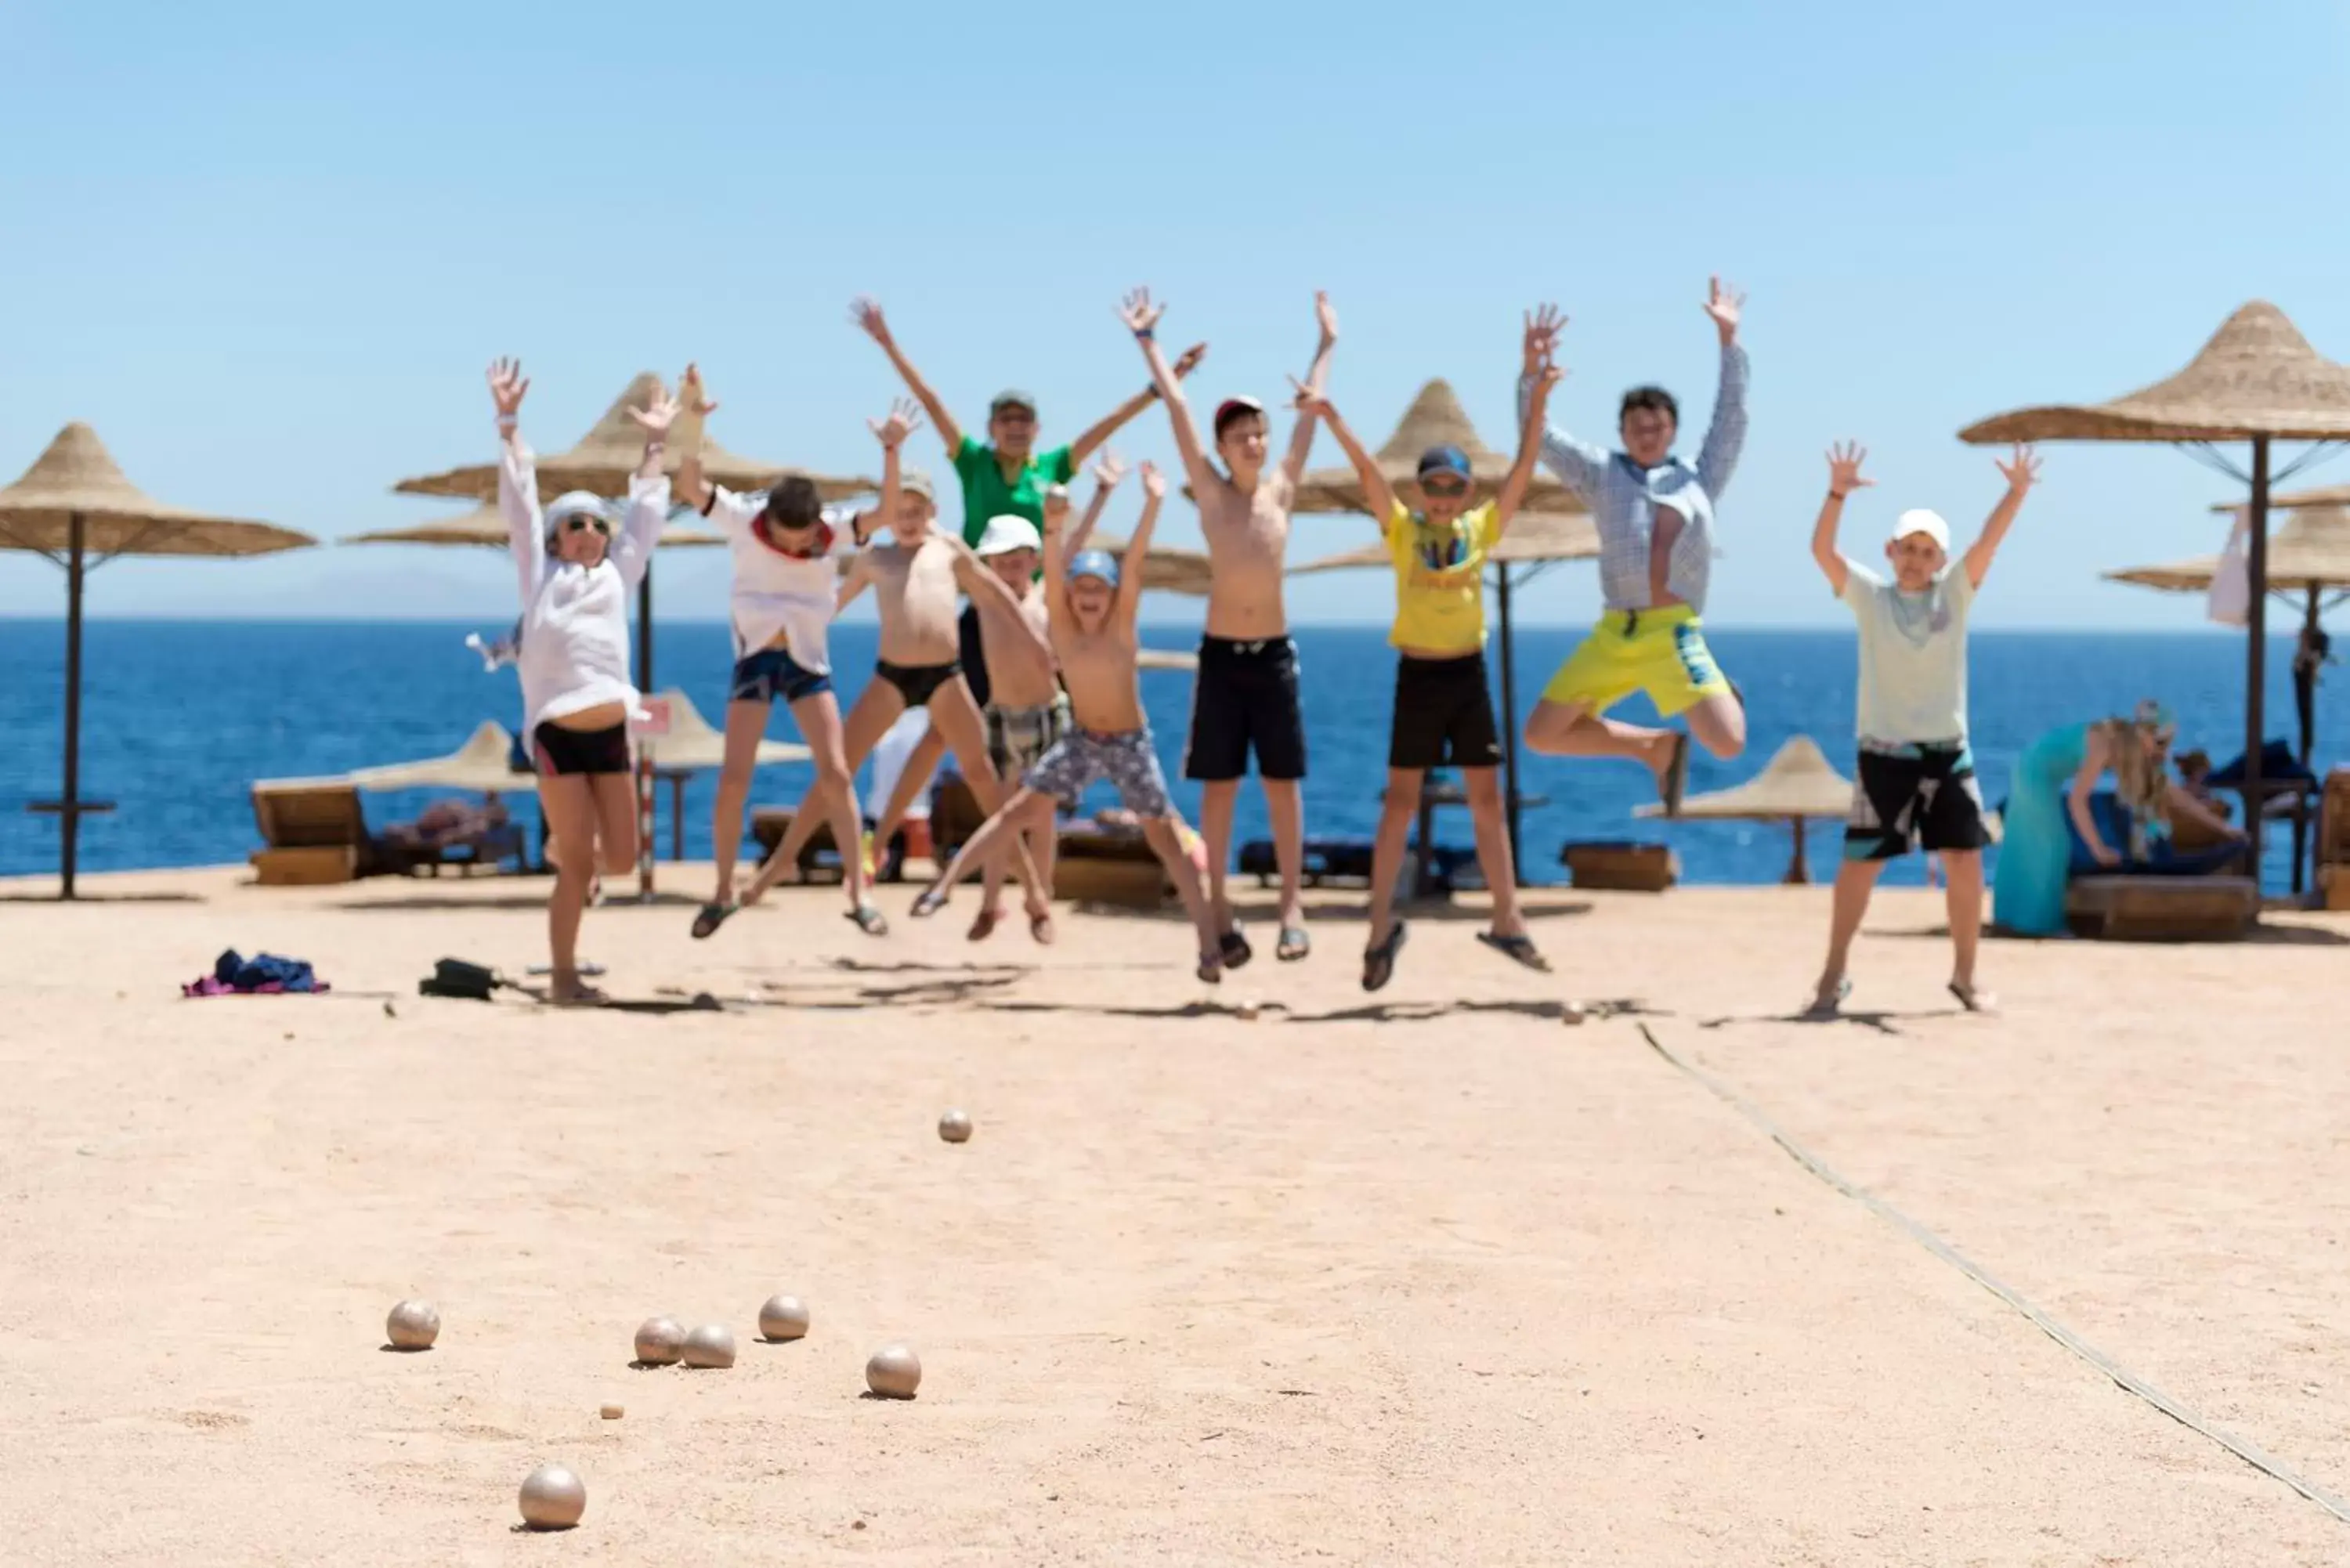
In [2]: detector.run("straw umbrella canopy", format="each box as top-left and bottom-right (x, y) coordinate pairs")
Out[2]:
(0, 423), (315, 897)
(1285, 380), (1596, 872)
(349, 501), (725, 551)
(1632, 735), (1853, 884)
(345, 721), (538, 795)
(391, 372), (870, 694)
(1960, 300), (2350, 878)
(1137, 646), (1198, 672)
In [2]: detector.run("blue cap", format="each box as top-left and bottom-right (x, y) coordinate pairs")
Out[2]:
(1068, 549), (1120, 588)
(1416, 444), (1472, 479)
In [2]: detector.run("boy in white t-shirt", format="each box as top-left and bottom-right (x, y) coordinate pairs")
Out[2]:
(1804, 439), (2040, 1017)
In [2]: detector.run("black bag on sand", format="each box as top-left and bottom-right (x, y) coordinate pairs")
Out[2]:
(419, 958), (502, 1001)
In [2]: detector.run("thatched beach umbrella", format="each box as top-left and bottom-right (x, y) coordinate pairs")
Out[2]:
(349, 501), (725, 551)
(0, 423), (314, 897)
(1961, 302), (2350, 876)
(1137, 646), (1198, 673)
(392, 372), (869, 692)
(1286, 381), (1596, 871)
(1632, 735), (1853, 884)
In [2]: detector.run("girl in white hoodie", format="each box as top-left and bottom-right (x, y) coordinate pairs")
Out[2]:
(491, 357), (674, 1004)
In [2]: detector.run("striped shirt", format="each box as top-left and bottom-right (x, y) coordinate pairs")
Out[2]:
(1517, 341), (1749, 614)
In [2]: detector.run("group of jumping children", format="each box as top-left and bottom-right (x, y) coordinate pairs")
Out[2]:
(497, 279), (2041, 1011)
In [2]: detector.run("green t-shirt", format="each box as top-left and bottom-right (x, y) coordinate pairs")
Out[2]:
(951, 435), (1076, 544)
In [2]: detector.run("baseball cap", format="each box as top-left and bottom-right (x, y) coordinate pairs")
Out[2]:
(989, 389), (1038, 417)
(545, 490), (612, 528)
(1890, 508), (1951, 551)
(1067, 549), (1120, 588)
(1213, 396), (1267, 437)
(974, 515), (1043, 557)
(1416, 444), (1472, 479)
(897, 468), (935, 503)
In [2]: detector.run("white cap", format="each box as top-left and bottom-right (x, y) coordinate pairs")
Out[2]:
(974, 514), (1043, 558)
(1890, 508), (1950, 551)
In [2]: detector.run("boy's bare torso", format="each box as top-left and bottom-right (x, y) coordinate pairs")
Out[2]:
(1198, 471), (1295, 641)
(866, 539), (963, 665)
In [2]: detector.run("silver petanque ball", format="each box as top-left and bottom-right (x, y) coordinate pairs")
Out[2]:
(758, 1295), (810, 1342)
(385, 1299), (439, 1351)
(633, 1316), (685, 1366)
(682, 1323), (737, 1369)
(517, 1464), (587, 1530)
(866, 1343), (921, 1400)
(938, 1110), (972, 1144)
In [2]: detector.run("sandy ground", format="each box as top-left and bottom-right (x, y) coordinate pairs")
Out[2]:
(2, 862), (2348, 1566)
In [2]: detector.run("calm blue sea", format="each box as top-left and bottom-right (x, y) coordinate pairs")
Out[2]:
(0, 620), (2332, 888)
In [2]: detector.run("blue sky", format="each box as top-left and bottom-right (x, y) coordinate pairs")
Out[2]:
(3, 0), (2347, 630)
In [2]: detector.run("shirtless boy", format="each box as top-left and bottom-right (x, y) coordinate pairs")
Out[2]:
(1121, 285), (1336, 968)
(746, 406), (1050, 919)
(913, 464), (1225, 981)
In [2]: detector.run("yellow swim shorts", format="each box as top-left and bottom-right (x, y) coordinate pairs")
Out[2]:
(1539, 605), (1733, 719)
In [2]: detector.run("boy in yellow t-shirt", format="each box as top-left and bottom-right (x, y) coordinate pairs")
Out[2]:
(1293, 342), (1560, 992)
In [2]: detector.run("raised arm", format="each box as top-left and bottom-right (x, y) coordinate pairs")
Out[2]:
(1071, 340), (1206, 468)
(1040, 480), (1073, 641)
(852, 297), (962, 456)
(1694, 276), (1751, 499)
(1811, 442), (1871, 597)
(1291, 378), (1394, 530)
(489, 357), (544, 605)
(612, 380), (677, 591)
(1114, 463), (1164, 634)
(1515, 304), (1605, 497)
(1963, 444), (2041, 589)
(868, 396), (924, 526)
(953, 535), (1054, 688)
(1066, 450), (1126, 555)
(1495, 353), (1560, 533)
(1279, 291), (1340, 484)
(671, 362), (718, 512)
(1119, 287), (1215, 490)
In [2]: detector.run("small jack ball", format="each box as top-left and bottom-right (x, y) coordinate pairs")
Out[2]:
(938, 1111), (972, 1144)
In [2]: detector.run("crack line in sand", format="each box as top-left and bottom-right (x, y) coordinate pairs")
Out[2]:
(1634, 1021), (2350, 1528)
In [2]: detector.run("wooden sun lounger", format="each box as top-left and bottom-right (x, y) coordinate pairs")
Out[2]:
(2063, 875), (2259, 941)
(248, 782), (378, 885)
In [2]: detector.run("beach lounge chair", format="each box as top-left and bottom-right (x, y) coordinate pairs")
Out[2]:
(248, 782), (379, 885)
(2055, 790), (2257, 940)
(1559, 840), (1679, 892)
(376, 798), (526, 877)
(2316, 768), (2350, 909)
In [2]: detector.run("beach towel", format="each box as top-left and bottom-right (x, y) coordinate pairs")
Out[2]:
(183, 949), (329, 997)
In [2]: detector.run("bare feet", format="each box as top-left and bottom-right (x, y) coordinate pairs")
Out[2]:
(550, 973), (608, 1007)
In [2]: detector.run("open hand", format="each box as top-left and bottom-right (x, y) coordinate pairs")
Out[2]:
(869, 396), (925, 449)
(1529, 353), (1565, 396)
(1314, 290), (1338, 344)
(627, 381), (679, 436)
(487, 357), (530, 417)
(1522, 305), (1564, 377)
(678, 361), (718, 418)
(1996, 443), (2042, 493)
(2091, 842), (2123, 867)
(1090, 448), (1129, 490)
(849, 296), (892, 346)
(1704, 276), (1746, 343)
(1140, 461), (1166, 500)
(1119, 287), (1166, 336)
(1285, 373), (1330, 414)
(1825, 441), (1873, 497)
(1170, 341), (1208, 378)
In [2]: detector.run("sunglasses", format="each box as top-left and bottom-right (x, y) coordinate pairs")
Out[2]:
(1419, 475), (1470, 497)
(560, 515), (611, 536)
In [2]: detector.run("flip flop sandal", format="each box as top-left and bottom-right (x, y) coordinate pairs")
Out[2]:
(1218, 928), (1254, 970)
(1660, 732), (1692, 817)
(1361, 920), (1408, 993)
(847, 902), (891, 938)
(909, 887), (949, 920)
(550, 984), (609, 1009)
(1028, 909), (1058, 945)
(690, 901), (736, 940)
(1947, 980), (1998, 1014)
(1802, 976), (1853, 1020)
(1196, 950), (1225, 985)
(1276, 926), (1311, 962)
(526, 963), (606, 977)
(1476, 930), (1551, 972)
(967, 908), (1002, 942)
